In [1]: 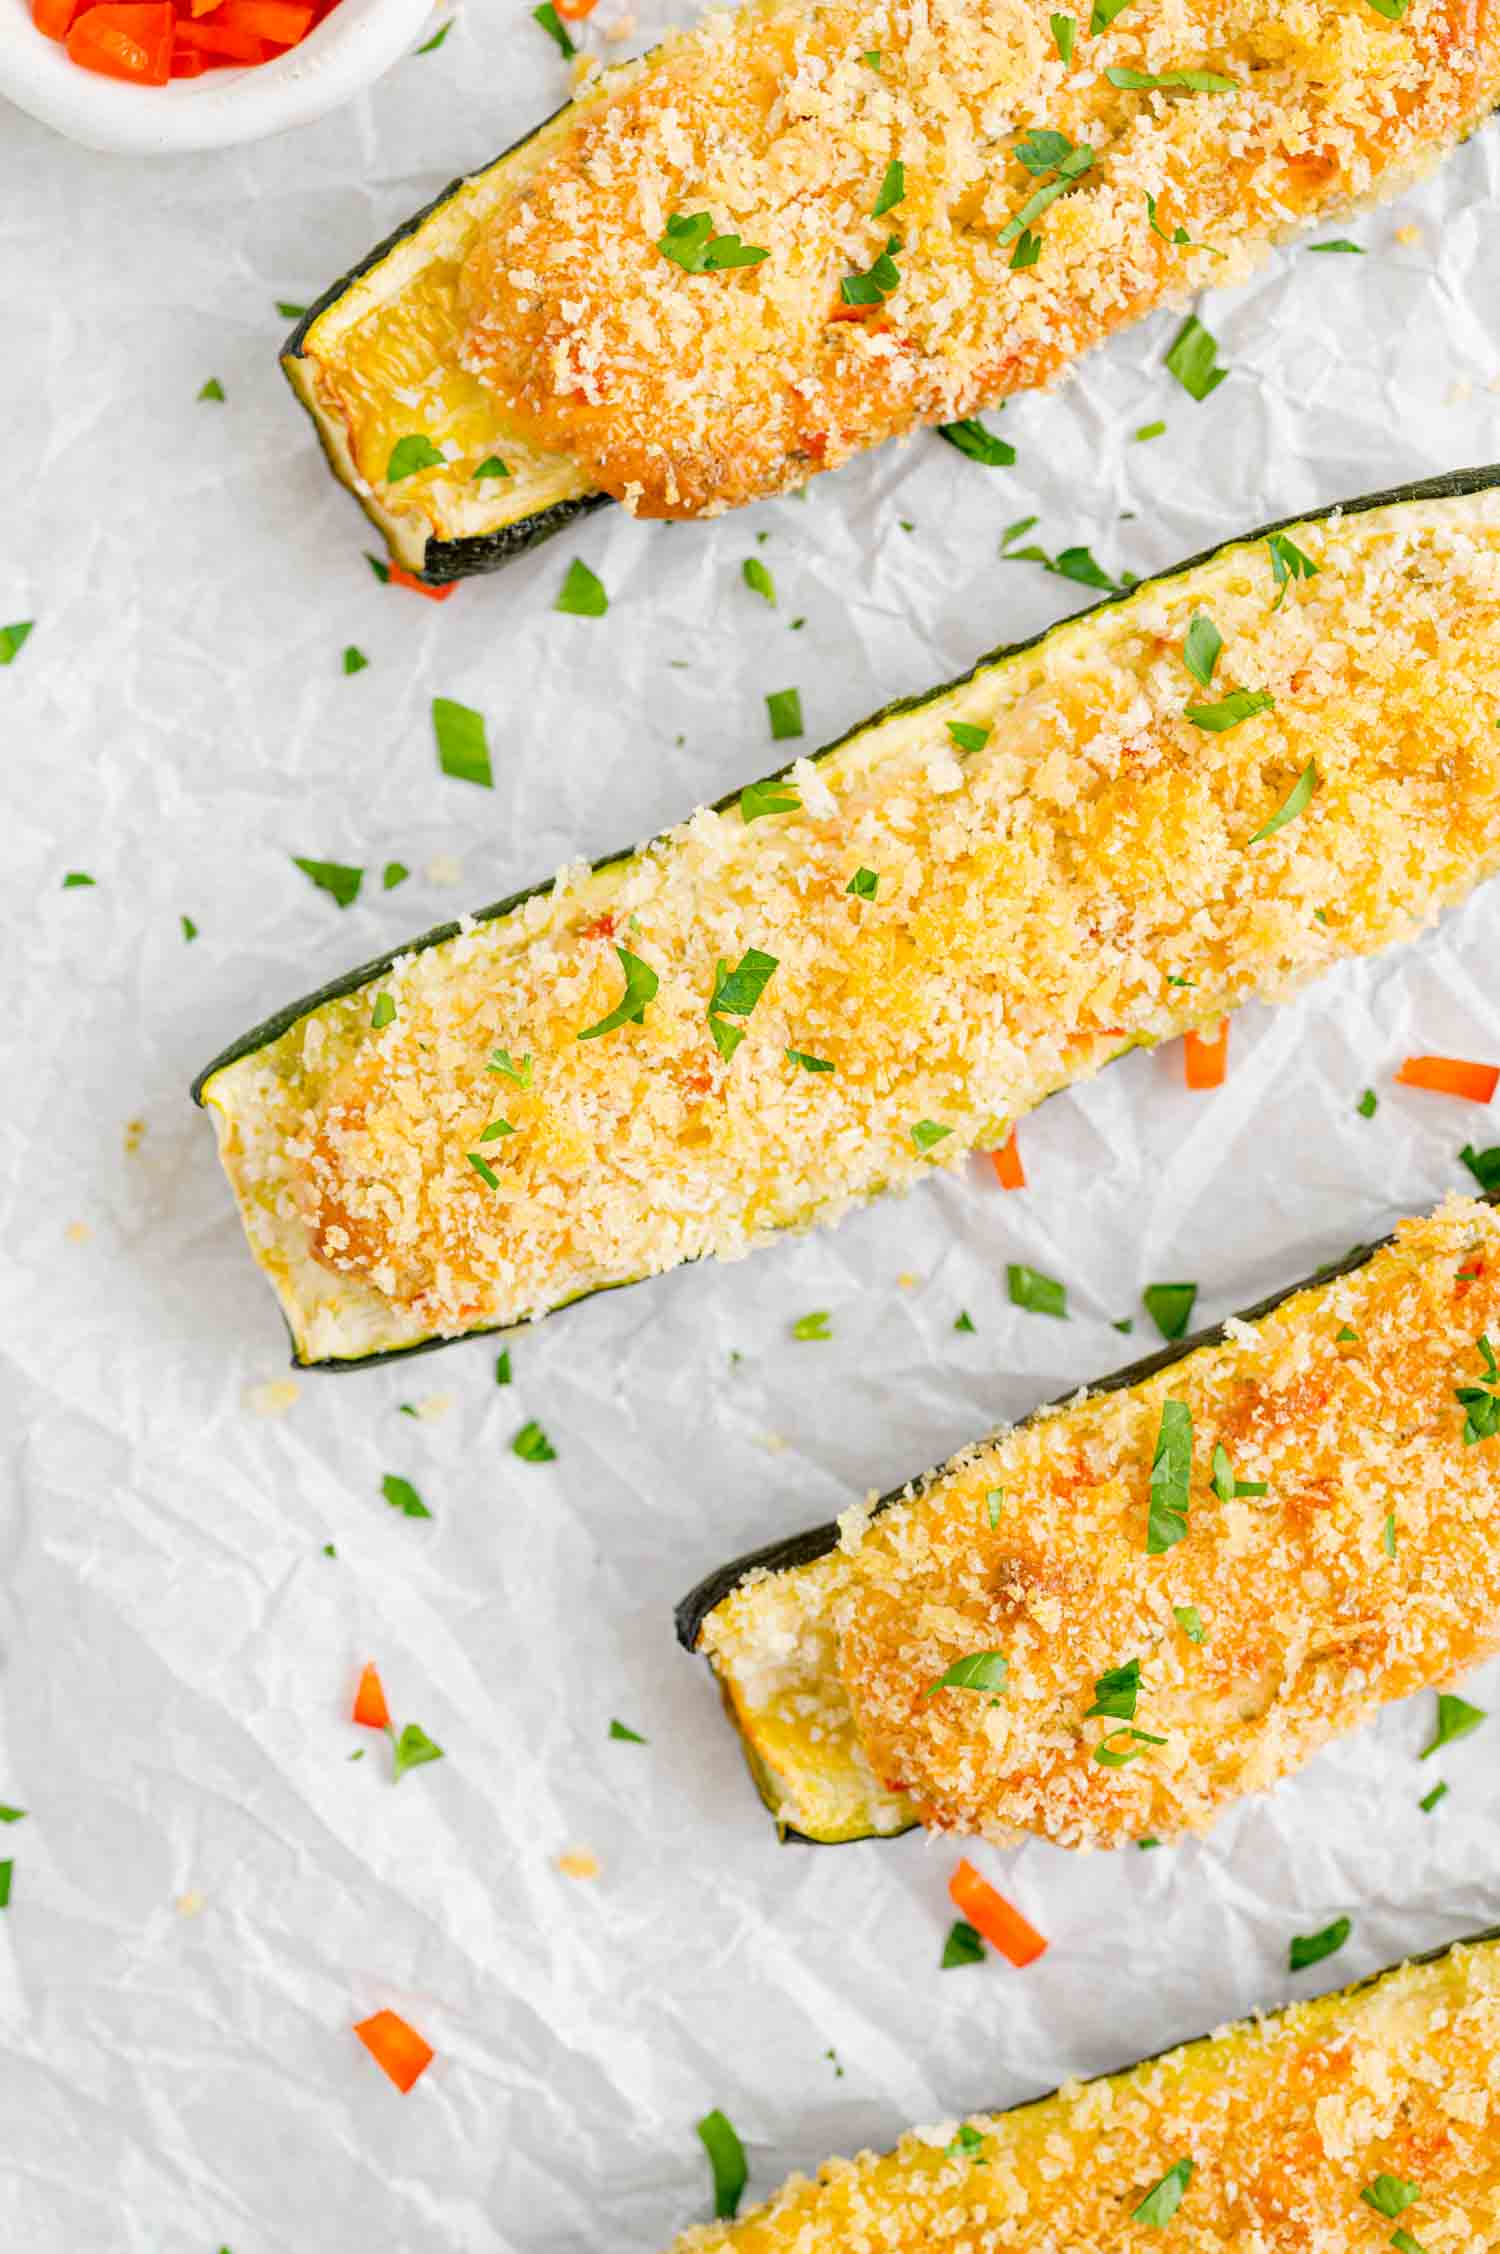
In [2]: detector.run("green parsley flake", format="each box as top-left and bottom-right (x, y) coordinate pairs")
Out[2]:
(512, 1420), (557, 1464)
(1094, 1724), (1166, 1767)
(386, 433), (445, 482)
(1357, 1088), (1378, 1118)
(495, 1351), (512, 1386)
(1362, 2176), (1421, 2220)
(0, 621), (34, 665)
(792, 1310), (832, 1342)
(1107, 64), (1238, 90)
(926, 1651), (1008, 1695)
(1382, 1510), (1397, 1557)
(861, 48), (881, 67)
(1145, 191), (1221, 259)
(1134, 419), (1166, 441)
(477, 1119), (515, 1143)
(381, 1474), (431, 1520)
(1460, 1140), (1500, 1189)
(343, 645), (369, 676)
(1419, 1781), (1448, 1813)
(1390, 2233), (1430, 2254)
(766, 687), (803, 740)
(841, 233), (904, 304)
(946, 2123), (986, 2162)
(847, 865), (879, 898)
(489, 1049), (533, 1086)
(947, 720), (991, 753)
(198, 378), (225, 402)
(473, 455), (511, 480)
(1289, 1916), (1351, 1971)
(467, 1152), (501, 1189)
(1000, 136), (1094, 246)
(1002, 524), (1128, 593)
(1146, 1399), (1192, 1553)
(938, 417), (1016, 466)
(786, 1048), (835, 1072)
(1421, 1690), (1486, 1758)
(1182, 613), (1222, 690)
(366, 552), (391, 583)
(1211, 1441), (1267, 1501)
(1010, 228), (1042, 270)
(1007, 1262), (1066, 1317)
(370, 992), (396, 1030)
(532, 1), (574, 57)
(1186, 686), (1276, 735)
(610, 1719), (648, 1743)
(1454, 1334), (1500, 1443)
(415, 16), (452, 49)
(0, 1861), (11, 1911)
(942, 1918), (986, 1967)
(911, 1118), (953, 1154)
(1308, 238), (1365, 252)
(697, 2110), (748, 2222)
(1143, 1281), (1197, 1340)
(1165, 314), (1228, 401)
(62, 871), (94, 889)
(986, 1487), (1003, 1527)
(577, 944), (660, 1041)
(1085, 1657), (1140, 1720)
(1133, 2158), (1192, 2228)
(1364, 0), (1412, 16)
(277, 299), (308, 318)
(742, 557), (776, 604)
(954, 1310), (976, 1333)
(1049, 11), (1075, 60)
(392, 1723), (444, 1784)
(872, 159), (905, 217)
(1267, 531), (1320, 608)
(293, 856), (362, 909)
(741, 777), (801, 822)
(659, 211), (769, 273)
(708, 948), (779, 1061)
(432, 696), (493, 788)
(556, 559), (608, 617)
(1174, 1604), (1206, 1643)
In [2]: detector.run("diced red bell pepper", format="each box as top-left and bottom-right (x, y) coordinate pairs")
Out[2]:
(388, 562), (458, 602)
(66, 1), (174, 80)
(989, 1127), (1025, 1190)
(1183, 1021), (1229, 1090)
(554, 0), (597, 16)
(169, 39), (205, 69)
(352, 1662), (391, 1732)
(33, 0), (87, 41)
(1396, 1054), (1499, 1105)
(354, 2009), (434, 2093)
(171, 12), (264, 58)
(217, 0), (312, 40)
(948, 1859), (1048, 1967)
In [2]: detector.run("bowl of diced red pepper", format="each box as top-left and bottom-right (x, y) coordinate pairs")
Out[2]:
(0, 0), (436, 147)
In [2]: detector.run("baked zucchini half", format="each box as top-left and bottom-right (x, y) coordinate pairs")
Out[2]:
(662, 1930), (1500, 2254)
(679, 1195), (1500, 1848)
(286, 0), (1500, 571)
(195, 471), (1500, 1370)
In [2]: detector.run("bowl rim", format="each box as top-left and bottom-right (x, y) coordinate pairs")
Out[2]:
(0, 0), (437, 151)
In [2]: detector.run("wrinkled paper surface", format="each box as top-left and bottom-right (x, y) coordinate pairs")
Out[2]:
(5, 9), (1500, 2248)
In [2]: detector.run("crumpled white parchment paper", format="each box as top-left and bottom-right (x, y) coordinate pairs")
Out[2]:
(4, 8), (1500, 2249)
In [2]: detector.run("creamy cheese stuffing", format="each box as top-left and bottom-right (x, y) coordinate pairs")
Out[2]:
(459, 0), (1500, 514)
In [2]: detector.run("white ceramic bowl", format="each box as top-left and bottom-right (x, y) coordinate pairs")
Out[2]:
(0, 0), (437, 152)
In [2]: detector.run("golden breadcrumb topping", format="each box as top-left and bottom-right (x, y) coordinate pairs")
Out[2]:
(665, 1939), (1500, 2253)
(203, 490), (1500, 1363)
(459, 0), (1500, 515)
(702, 1200), (1500, 1848)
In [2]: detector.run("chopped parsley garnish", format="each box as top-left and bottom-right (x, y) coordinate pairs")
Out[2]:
(473, 455), (511, 480)
(697, 2110), (748, 2221)
(366, 552), (390, 583)
(610, 1719), (647, 1742)
(741, 777), (801, 822)
(1049, 11), (1075, 60)
(926, 1651), (1008, 1695)
(1182, 612), (1221, 690)
(381, 1474), (431, 1520)
(954, 1310), (976, 1333)
(1420, 1690), (1486, 1758)
(432, 696), (493, 788)
(0, 621), (34, 665)
(489, 1049), (533, 1086)
(343, 645), (369, 675)
(1211, 1442), (1267, 1501)
(1267, 531), (1319, 608)
(1357, 1088), (1378, 1119)
(1107, 64), (1238, 91)
(477, 1119), (515, 1143)
(1419, 1781), (1448, 1812)
(1289, 1917), (1351, 1971)
(512, 1420), (557, 1463)
(841, 234), (903, 305)
(1335, 1324), (1358, 1342)
(293, 856), (362, 909)
(1460, 1140), (1500, 1188)
(1146, 1399), (1192, 1553)
(1085, 1658), (1140, 1720)
(386, 433), (445, 482)
(1132, 2158), (1191, 2228)
(532, 1), (574, 57)
(941, 1917), (986, 1966)
(1364, 0), (1411, 16)
(495, 1351), (512, 1386)
(872, 159), (905, 217)
(792, 1310), (832, 1342)
(62, 871), (95, 888)
(1174, 1604), (1205, 1643)
(1308, 238), (1365, 253)
(466, 1152), (501, 1189)
(847, 865), (879, 899)
(947, 720), (991, 753)
(1094, 1725), (1165, 1767)
(1134, 419), (1165, 441)
(1186, 686), (1275, 735)
(742, 557), (776, 604)
(1362, 2177), (1422, 2221)
(1000, 133), (1093, 246)
(938, 417), (1016, 467)
(1010, 228), (1042, 271)
(1008, 1263), (1066, 1316)
(1146, 192), (1222, 258)
(1454, 1333), (1500, 1442)
(1382, 1510), (1397, 1557)
(786, 1048), (835, 1072)
(911, 1119), (953, 1154)
(1165, 314), (1228, 401)
(1391, 2233), (1429, 2254)
(415, 16), (451, 49)
(391, 1723), (444, 1784)
(556, 558), (608, 616)
(577, 944), (660, 1041)
(0, 1862), (11, 1910)
(0, 1806), (22, 1825)
(659, 212), (769, 273)
(198, 378), (225, 402)
(276, 299), (308, 318)
(708, 947), (779, 1061)
(765, 688), (804, 740)
(1001, 521), (1129, 592)
(861, 48), (881, 68)
(986, 1488), (1003, 1526)
(1143, 1281), (1197, 1340)
(371, 992), (396, 1030)
(945, 2123), (986, 2162)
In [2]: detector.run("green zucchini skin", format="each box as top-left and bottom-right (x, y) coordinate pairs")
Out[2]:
(674, 1190), (1500, 1843)
(193, 467), (1500, 1371)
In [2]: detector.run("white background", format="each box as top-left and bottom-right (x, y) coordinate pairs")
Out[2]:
(4, 8), (1500, 2249)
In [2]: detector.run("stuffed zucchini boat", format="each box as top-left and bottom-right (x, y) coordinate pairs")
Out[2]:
(680, 1196), (1500, 1848)
(286, 0), (1500, 577)
(196, 471), (1500, 1369)
(663, 1929), (1500, 2254)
